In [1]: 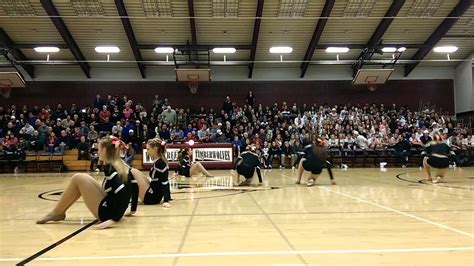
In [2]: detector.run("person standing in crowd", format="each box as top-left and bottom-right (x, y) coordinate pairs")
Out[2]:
(246, 91), (255, 107)
(161, 106), (177, 125)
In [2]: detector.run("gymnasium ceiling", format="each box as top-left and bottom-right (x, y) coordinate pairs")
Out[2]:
(0, 0), (472, 79)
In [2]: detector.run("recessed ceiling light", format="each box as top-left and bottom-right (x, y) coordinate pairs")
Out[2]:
(433, 46), (458, 53)
(269, 46), (293, 54)
(325, 47), (349, 53)
(212, 48), (236, 54)
(154, 47), (175, 54)
(34, 47), (60, 53)
(95, 46), (120, 53)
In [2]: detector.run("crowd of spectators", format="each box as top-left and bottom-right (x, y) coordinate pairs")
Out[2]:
(1, 91), (473, 170)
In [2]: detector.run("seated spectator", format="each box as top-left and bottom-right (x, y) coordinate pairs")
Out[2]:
(99, 105), (110, 123)
(87, 126), (99, 144)
(26, 130), (43, 152)
(281, 140), (296, 168)
(214, 129), (229, 143)
(45, 132), (57, 154)
(197, 124), (210, 142)
(121, 144), (135, 167)
(19, 122), (34, 140)
(77, 136), (89, 160)
(99, 117), (113, 134)
(55, 130), (72, 154)
(158, 124), (171, 141)
(268, 141), (284, 168)
(232, 136), (243, 156)
(392, 134), (411, 167)
(260, 141), (270, 169)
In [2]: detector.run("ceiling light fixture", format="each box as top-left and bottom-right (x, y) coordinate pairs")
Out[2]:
(325, 47), (349, 53)
(382, 47), (397, 53)
(95, 46), (120, 53)
(269, 46), (293, 54)
(212, 48), (236, 54)
(34, 47), (60, 53)
(154, 47), (175, 54)
(433, 46), (458, 53)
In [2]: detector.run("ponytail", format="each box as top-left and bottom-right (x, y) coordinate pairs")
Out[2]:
(147, 138), (167, 164)
(100, 136), (129, 182)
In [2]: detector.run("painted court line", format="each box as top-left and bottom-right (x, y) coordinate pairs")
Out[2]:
(318, 186), (474, 238)
(2, 247), (473, 262)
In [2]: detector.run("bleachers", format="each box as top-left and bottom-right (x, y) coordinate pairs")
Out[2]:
(61, 150), (145, 172)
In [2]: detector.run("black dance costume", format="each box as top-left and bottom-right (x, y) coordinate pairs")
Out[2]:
(423, 142), (456, 168)
(235, 151), (263, 183)
(176, 154), (191, 177)
(301, 145), (334, 180)
(143, 158), (171, 205)
(98, 165), (138, 222)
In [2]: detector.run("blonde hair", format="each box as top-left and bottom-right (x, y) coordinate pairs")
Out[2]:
(100, 136), (129, 182)
(147, 138), (167, 164)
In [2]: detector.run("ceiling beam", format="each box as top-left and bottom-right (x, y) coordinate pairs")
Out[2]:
(115, 0), (146, 78)
(0, 28), (35, 78)
(404, 0), (472, 77)
(300, 0), (335, 78)
(367, 0), (406, 48)
(248, 0), (265, 78)
(40, 0), (91, 78)
(188, 0), (197, 47)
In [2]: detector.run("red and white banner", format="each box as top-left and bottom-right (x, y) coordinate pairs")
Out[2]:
(142, 143), (233, 169)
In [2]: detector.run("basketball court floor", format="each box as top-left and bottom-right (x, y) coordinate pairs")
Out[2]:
(0, 167), (472, 265)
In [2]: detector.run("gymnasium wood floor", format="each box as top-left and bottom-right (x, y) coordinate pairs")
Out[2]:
(0, 167), (473, 265)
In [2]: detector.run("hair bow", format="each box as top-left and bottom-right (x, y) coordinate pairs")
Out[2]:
(110, 137), (128, 150)
(161, 140), (167, 146)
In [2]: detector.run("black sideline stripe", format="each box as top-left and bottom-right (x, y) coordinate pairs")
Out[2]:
(17, 219), (97, 265)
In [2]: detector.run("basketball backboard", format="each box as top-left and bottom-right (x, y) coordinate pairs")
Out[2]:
(0, 72), (26, 88)
(352, 69), (393, 85)
(175, 69), (211, 82)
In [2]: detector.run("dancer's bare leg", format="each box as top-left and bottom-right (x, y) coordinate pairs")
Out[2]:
(190, 162), (212, 177)
(130, 168), (151, 202)
(296, 159), (305, 184)
(37, 173), (105, 223)
(423, 157), (432, 181)
(307, 174), (320, 187)
(233, 170), (241, 186)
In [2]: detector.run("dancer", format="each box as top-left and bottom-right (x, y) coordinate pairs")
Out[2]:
(130, 138), (172, 207)
(295, 138), (336, 186)
(174, 147), (212, 177)
(233, 145), (263, 186)
(37, 136), (137, 229)
(422, 133), (458, 183)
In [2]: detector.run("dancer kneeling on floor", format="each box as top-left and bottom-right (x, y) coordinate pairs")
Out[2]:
(130, 138), (172, 208)
(295, 138), (336, 186)
(174, 147), (212, 178)
(422, 133), (459, 183)
(233, 144), (263, 186)
(37, 136), (138, 229)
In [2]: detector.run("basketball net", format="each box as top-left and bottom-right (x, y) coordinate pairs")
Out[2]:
(0, 84), (11, 98)
(188, 75), (199, 94)
(367, 81), (377, 92)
